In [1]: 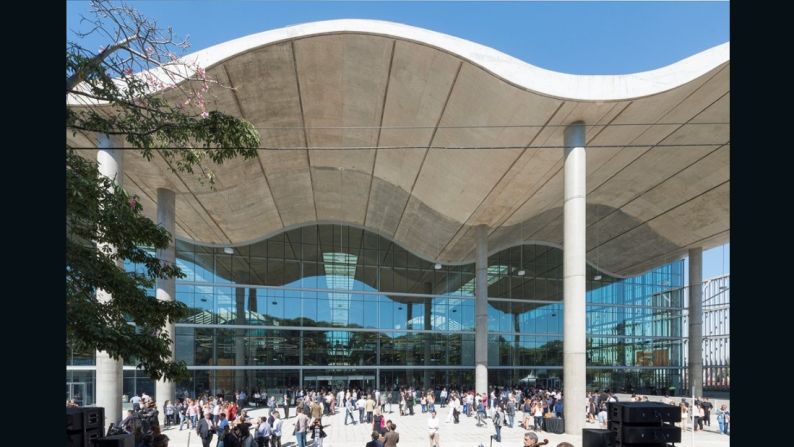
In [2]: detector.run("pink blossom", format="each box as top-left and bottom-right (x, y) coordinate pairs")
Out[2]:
(123, 67), (133, 76)
(201, 111), (209, 119)
(129, 197), (138, 208)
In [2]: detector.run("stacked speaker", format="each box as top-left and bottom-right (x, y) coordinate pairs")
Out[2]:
(607, 402), (681, 447)
(66, 407), (104, 447)
(91, 434), (135, 447)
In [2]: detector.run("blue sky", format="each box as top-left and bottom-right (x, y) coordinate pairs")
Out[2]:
(67, 1), (729, 75)
(68, 0), (730, 278)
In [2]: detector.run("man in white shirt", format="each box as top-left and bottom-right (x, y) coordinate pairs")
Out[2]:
(427, 410), (440, 447)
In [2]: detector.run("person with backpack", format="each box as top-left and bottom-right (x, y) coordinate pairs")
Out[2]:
(506, 397), (516, 428)
(476, 400), (487, 427)
(309, 418), (327, 447)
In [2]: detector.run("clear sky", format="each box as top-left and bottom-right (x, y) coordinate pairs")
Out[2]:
(67, 0), (729, 75)
(67, 0), (731, 278)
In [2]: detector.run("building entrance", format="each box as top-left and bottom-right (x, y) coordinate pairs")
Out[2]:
(303, 374), (375, 391)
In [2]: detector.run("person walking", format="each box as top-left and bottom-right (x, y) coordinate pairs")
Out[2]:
(491, 405), (504, 443)
(293, 407), (309, 447)
(310, 418), (327, 447)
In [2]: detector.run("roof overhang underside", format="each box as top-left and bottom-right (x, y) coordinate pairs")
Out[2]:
(68, 20), (730, 277)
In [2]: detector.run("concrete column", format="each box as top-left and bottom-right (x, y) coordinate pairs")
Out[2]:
(155, 188), (176, 420)
(424, 284), (432, 389)
(563, 122), (586, 435)
(475, 225), (488, 395)
(235, 287), (247, 394)
(247, 288), (257, 390)
(95, 137), (123, 430)
(688, 247), (703, 397)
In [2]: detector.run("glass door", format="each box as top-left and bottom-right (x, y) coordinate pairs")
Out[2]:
(67, 382), (87, 406)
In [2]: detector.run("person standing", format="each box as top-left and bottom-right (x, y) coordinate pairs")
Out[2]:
(427, 410), (440, 447)
(358, 396), (367, 423)
(383, 421), (399, 447)
(680, 401), (689, 432)
(238, 391), (247, 411)
(215, 413), (230, 447)
(365, 431), (383, 447)
(270, 411), (283, 447)
(293, 407), (309, 447)
(373, 408), (386, 435)
(522, 432), (541, 447)
(476, 399), (487, 427)
(701, 398), (713, 427)
(282, 393), (290, 419)
(491, 405), (504, 443)
(696, 403), (705, 431)
(506, 396), (516, 428)
(255, 417), (271, 447)
(366, 394), (377, 423)
(715, 404), (729, 435)
(197, 412), (215, 447)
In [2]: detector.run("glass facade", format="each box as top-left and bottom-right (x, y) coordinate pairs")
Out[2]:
(67, 224), (685, 403)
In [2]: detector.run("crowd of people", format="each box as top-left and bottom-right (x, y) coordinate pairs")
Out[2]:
(68, 384), (730, 446)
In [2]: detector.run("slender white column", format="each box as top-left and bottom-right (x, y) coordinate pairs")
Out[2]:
(563, 122), (586, 435)
(155, 188), (176, 421)
(95, 136), (124, 430)
(475, 225), (489, 395)
(688, 247), (703, 398)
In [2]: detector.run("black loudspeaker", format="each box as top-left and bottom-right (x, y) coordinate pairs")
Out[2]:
(66, 427), (104, 447)
(91, 433), (135, 447)
(67, 408), (86, 431)
(608, 402), (680, 424)
(609, 422), (681, 444)
(67, 407), (105, 431)
(582, 428), (616, 447)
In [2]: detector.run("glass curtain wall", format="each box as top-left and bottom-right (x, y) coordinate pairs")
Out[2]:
(67, 223), (685, 401)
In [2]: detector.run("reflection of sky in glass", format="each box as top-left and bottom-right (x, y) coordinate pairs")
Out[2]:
(170, 252), (472, 332)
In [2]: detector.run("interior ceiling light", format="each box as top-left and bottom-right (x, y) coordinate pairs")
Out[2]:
(434, 263), (442, 270)
(517, 270), (526, 276)
(224, 247), (234, 254)
(593, 275), (602, 281)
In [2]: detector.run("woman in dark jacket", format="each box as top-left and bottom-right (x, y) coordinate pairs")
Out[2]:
(373, 408), (386, 435)
(310, 418), (327, 447)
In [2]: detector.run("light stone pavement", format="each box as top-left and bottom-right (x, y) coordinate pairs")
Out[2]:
(159, 404), (730, 447)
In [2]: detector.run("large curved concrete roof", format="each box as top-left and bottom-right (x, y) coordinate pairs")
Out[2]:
(69, 19), (730, 277)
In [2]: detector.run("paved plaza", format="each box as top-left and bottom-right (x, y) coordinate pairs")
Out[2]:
(158, 404), (730, 447)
